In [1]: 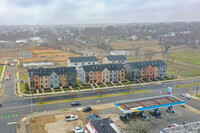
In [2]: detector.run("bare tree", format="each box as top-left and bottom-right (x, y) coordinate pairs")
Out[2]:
(69, 92), (77, 99)
(38, 95), (45, 103)
(144, 50), (156, 61)
(128, 119), (151, 133)
(135, 46), (141, 59)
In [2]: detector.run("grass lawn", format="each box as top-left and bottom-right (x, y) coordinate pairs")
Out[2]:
(106, 83), (114, 87)
(54, 88), (62, 92)
(166, 61), (200, 78)
(36, 90), (150, 105)
(20, 82), (28, 93)
(197, 95), (200, 98)
(166, 48), (200, 66)
(19, 73), (28, 80)
(0, 65), (4, 76)
(97, 83), (106, 88)
(44, 89), (53, 93)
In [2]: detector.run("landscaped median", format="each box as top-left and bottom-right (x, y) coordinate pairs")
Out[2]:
(35, 90), (150, 106)
(174, 83), (200, 88)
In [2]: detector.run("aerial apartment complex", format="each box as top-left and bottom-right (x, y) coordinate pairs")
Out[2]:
(28, 67), (76, 90)
(124, 60), (166, 81)
(79, 64), (125, 85)
(67, 56), (98, 72)
(102, 55), (127, 64)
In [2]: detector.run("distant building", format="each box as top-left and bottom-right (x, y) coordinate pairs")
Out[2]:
(28, 67), (76, 90)
(124, 60), (166, 81)
(110, 50), (130, 56)
(67, 56), (98, 72)
(86, 118), (124, 133)
(82, 51), (97, 56)
(23, 62), (54, 68)
(79, 64), (125, 85)
(16, 40), (27, 43)
(127, 35), (137, 40)
(103, 55), (127, 64)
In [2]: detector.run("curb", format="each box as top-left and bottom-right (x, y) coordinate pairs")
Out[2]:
(17, 76), (200, 97)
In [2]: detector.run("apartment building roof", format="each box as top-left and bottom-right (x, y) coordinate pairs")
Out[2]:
(82, 64), (124, 72)
(127, 60), (166, 69)
(28, 67), (76, 77)
(68, 56), (98, 63)
(105, 55), (127, 61)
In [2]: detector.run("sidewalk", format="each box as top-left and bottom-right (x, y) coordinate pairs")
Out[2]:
(16, 73), (200, 97)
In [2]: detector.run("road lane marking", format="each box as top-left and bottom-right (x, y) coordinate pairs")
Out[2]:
(7, 122), (17, 125)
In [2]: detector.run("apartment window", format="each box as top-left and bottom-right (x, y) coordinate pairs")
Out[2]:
(121, 74), (124, 77)
(75, 63), (77, 65)
(55, 81), (57, 83)
(36, 81), (38, 84)
(46, 76), (48, 78)
(88, 62), (90, 64)
(150, 72), (152, 74)
(121, 70), (124, 72)
(55, 76), (57, 78)
(46, 85), (48, 88)
(41, 81), (43, 83)
(36, 77), (38, 79)
(122, 60), (124, 62)
(93, 62), (95, 64)
(82, 63), (84, 65)
(46, 80), (47, 83)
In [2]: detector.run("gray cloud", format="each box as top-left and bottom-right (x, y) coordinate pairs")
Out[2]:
(0, 0), (199, 25)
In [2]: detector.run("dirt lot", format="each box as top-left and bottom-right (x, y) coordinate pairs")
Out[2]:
(20, 46), (81, 66)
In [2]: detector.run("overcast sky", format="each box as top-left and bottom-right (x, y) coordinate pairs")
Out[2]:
(0, 0), (200, 25)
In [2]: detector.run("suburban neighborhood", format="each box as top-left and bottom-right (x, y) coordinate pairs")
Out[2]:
(0, 1), (200, 132)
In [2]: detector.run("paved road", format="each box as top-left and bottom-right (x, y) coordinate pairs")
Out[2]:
(0, 66), (20, 102)
(0, 73), (200, 133)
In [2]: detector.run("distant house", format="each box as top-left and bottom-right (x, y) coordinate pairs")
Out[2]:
(110, 50), (130, 56)
(103, 55), (127, 64)
(124, 60), (166, 81)
(67, 56), (98, 72)
(79, 64), (125, 85)
(86, 118), (124, 133)
(127, 35), (137, 40)
(28, 67), (76, 90)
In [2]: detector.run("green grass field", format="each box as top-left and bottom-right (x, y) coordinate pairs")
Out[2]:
(166, 49), (200, 66)
(166, 61), (200, 78)
(19, 73), (28, 80)
(0, 65), (4, 77)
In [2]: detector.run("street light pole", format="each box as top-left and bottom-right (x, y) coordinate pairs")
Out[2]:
(196, 84), (199, 96)
(31, 90), (33, 115)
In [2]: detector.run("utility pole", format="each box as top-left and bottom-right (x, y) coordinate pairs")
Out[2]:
(196, 84), (199, 96)
(31, 90), (33, 115)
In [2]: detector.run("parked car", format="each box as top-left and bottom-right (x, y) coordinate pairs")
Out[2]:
(0, 102), (2, 107)
(73, 127), (88, 133)
(120, 116), (129, 123)
(169, 123), (179, 128)
(183, 121), (188, 125)
(149, 110), (161, 118)
(82, 107), (92, 112)
(71, 101), (81, 106)
(88, 114), (101, 121)
(181, 93), (191, 99)
(64, 115), (78, 122)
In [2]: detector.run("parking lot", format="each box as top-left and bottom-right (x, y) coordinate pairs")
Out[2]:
(28, 102), (200, 133)
(19, 51), (33, 58)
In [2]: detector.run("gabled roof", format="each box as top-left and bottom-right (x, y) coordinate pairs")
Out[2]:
(28, 67), (76, 77)
(127, 60), (166, 69)
(68, 56), (98, 63)
(105, 55), (127, 61)
(81, 64), (124, 72)
(89, 118), (119, 133)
